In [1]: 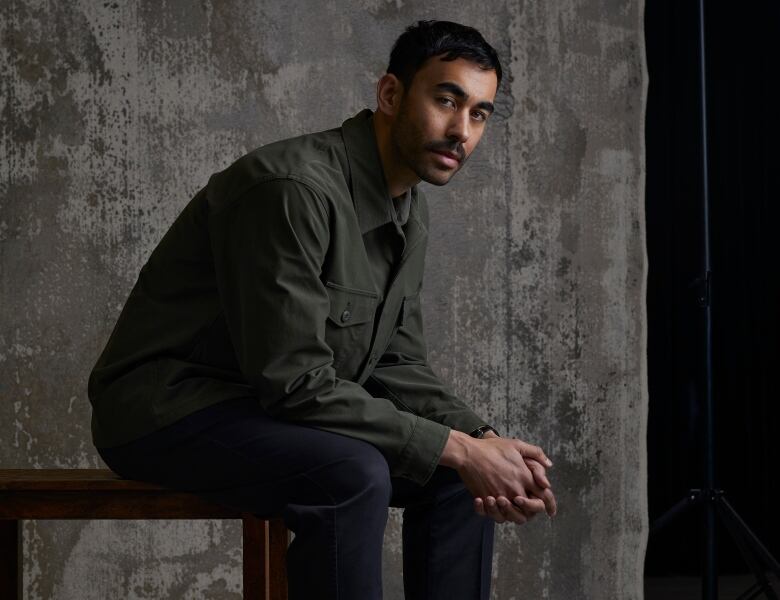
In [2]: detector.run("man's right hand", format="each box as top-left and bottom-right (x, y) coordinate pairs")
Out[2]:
(439, 430), (557, 525)
(472, 456), (557, 524)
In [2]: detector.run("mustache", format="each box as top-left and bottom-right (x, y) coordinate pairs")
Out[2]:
(428, 143), (465, 161)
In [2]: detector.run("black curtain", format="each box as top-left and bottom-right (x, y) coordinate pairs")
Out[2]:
(645, 0), (780, 576)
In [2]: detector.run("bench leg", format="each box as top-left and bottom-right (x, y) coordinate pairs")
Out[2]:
(242, 514), (288, 600)
(0, 519), (21, 600)
(242, 513), (268, 600)
(268, 519), (288, 600)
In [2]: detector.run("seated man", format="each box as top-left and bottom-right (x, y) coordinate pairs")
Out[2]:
(88, 19), (556, 600)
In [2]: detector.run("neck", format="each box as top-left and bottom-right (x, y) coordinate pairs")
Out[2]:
(371, 109), (420, 198)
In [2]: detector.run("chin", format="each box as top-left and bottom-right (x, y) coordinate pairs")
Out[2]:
(417, 166), (457, 187)
(421, 175), (451, 187)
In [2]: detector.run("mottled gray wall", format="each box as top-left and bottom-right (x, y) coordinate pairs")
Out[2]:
(1, 0), (647, 598)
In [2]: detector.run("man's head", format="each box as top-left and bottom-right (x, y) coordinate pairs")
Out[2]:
(374, 20), (501, 189)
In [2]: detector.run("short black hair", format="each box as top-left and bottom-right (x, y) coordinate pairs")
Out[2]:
(386, 20), (502, 94)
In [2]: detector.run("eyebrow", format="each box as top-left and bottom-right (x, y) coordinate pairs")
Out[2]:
(434, 81), (495, 114)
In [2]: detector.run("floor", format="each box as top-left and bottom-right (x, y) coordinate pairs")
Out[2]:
(644, 575), (779, 599)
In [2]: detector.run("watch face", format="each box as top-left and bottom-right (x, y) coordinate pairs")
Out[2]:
(474, 425), (498, 438)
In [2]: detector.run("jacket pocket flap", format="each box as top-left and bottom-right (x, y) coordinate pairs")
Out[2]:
(325, 282), (378, 327)
(400, 286), (422, 325)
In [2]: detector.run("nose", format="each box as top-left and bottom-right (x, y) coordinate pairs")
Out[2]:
(446, 110), (471, 146)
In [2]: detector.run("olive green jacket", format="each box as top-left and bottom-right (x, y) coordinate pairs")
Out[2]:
(88, 108), (493, 486)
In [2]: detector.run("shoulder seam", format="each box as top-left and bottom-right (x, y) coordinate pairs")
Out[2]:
(210, 174), (330, 223)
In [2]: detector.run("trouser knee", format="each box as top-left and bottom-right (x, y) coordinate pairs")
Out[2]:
(312, 439), (393, 510)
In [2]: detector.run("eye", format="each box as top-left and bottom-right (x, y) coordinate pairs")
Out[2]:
(437, 97), (456, 108)
(472, 111), (488, 122)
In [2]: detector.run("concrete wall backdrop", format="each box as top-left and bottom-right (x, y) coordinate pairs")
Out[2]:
(0, 1), (647, 598)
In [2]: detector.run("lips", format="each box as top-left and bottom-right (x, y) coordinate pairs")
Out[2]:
(431, 150), (460, 168)
(435, 150), (460, 161)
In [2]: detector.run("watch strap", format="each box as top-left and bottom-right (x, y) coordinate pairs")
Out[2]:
(469, 425), (499, 439)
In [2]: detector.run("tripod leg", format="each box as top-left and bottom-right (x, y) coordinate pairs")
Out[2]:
(747, 590), (769, 600)
(739, 580), (776, 600)
(735, 582), (765, 600)
(715, 496), (779, 600)
(717, 496), (780, 576)
(651, 490), (702, 535)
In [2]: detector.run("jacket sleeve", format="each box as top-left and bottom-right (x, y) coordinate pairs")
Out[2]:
(364, 284), (496, 437)
(207, 177), (451, 485)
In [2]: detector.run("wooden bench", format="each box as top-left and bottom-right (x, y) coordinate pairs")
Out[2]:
(0, 469), (289, 600)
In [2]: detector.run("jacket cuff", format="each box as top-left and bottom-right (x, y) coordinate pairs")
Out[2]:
(394, 415), (451, 486)
(440, 409), (494, 438)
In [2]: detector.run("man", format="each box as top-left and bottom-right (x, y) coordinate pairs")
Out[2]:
(89, 19), (557, 600)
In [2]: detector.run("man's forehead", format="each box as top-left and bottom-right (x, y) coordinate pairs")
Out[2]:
(417, 56), (497, 101)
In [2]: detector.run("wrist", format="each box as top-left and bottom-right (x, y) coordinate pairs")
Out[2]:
(438, 429), (472, 469)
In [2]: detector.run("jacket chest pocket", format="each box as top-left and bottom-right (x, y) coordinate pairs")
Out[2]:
(324, 281), (379, 377)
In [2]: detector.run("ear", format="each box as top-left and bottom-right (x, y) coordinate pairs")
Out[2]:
(376, 73), (404, 117)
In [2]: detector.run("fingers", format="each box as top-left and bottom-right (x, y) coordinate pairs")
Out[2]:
(474, 496), (527, 525)
(484, 496), (506, 523)
(474, 496), (486, 517)
(524, 487), (557, 517)
(513, 495), (546, 516)
(522, 458), (557, 516)
(524, 458), (552, 489)
(540, 487), (558, 517)
(484, 497), (508, 523)
(498, 496), (531, 523)
(475, 490), (557, 522)
(516, 441), (552, 467)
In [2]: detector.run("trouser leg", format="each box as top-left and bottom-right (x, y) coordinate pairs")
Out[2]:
(391, 466), (495, 600)
(279, 455), (392, 600)
(96, 397), (392, 600)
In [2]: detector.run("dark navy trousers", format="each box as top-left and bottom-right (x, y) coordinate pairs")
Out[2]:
(97, 397), (495, 599)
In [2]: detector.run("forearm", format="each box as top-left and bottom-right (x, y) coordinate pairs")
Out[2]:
(365, 365), (488, 431)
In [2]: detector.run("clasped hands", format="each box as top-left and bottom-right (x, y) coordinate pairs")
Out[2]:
(459, 431), (557, 525)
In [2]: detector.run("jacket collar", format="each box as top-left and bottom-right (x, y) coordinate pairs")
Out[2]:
(340, 108), (423, 235)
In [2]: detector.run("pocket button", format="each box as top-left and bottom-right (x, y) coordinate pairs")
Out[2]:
(340, 309), (352, 323)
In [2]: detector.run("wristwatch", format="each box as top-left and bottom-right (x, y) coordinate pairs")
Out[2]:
(469, 425), (499, 439)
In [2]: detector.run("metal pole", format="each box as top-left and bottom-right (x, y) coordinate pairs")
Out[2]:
(697, 0), (716, 597)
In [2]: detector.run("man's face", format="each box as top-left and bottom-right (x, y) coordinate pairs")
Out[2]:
(390, 55), (498, 186)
